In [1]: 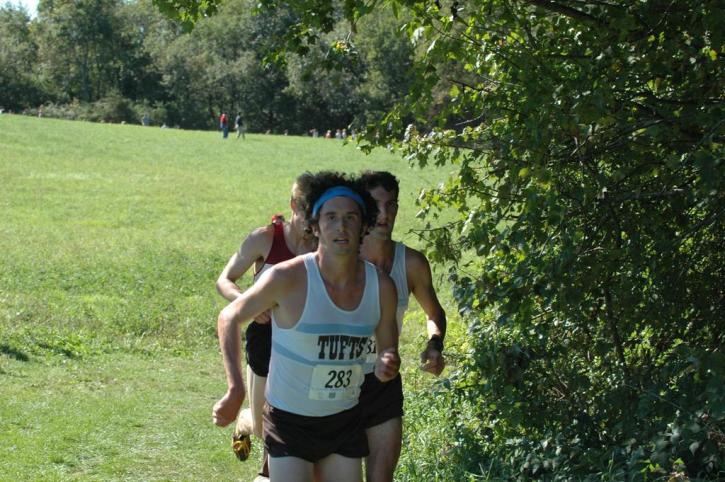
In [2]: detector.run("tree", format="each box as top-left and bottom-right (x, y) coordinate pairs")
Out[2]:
(0, 0), (415, 131)
(154, 0), (724, 478)
(0, 4), (42, 111)
(35, 0), (132, 103)
(284, 29), (366, 133)
(143, 0), (300, 130)
(353, 6), (415, 124)
(114, 0), (167, 103)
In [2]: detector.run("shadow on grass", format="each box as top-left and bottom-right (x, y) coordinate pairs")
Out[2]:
(0, 343), (30, 361)
(36, 342), (78, 359)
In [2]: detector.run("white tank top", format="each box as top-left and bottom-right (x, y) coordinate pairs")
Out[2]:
(363, 241), (409, 374)
(390, 242), (410, 332)
(265, 253), (380, 416)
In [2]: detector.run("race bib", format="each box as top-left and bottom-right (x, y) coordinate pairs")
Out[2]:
(364, 337), (377, 365)
(309, 364), (363, 401)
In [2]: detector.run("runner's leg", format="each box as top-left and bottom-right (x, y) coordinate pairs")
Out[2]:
(247, 364), (267, 439)
(269, 456), (313, 482)
(364, 418), (402, 482)
(316, 454), (363, 482)
(247, 365), (269, 474)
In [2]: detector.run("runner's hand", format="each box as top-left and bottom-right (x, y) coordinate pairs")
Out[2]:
(375, 348), (400, 382)
(420, 347), (445, 376)
(212, 386), (245, 427)
(253, 310), (271, 324)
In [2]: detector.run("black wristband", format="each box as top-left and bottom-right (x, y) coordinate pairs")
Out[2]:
(427, 334), (444, 353)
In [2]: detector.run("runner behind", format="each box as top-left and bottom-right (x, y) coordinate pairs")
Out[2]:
(358, 170), (447, 482)
(216, 173), (316, 475)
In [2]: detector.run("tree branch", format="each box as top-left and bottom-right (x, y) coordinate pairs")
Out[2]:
(522, 0), (608, 27)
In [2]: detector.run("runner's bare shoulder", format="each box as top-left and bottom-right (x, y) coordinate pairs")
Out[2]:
(404, 245), (435, 291)
(239, 223), (276, 259)
(404, 245), (431, 271)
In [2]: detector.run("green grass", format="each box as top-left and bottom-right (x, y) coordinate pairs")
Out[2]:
(1, 352), (244, 481)
(0, 115), (462, 480)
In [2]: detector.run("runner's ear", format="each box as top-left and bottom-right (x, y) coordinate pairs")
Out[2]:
(310, 221), (320, 238)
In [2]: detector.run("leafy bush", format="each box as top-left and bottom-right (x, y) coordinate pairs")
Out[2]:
(435, 317), (724, 480)
(352, 0), (723, 480)
(132, 102), (170, 127)
(34, 101), (90, 121)
(28, 97), (167, 126)
(86, 91), (138, 124)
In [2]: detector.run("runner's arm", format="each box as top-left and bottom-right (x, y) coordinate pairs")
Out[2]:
(374, 272), (400, 382)
(213, 269), (282, 427)
(215, 226), (272, 302)
(408, 248), (447, 376)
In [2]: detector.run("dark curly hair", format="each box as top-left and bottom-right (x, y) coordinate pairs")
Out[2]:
(302, 171), (378, 237)
(359, 170), (399, 200)
(291, 171), (315, 213)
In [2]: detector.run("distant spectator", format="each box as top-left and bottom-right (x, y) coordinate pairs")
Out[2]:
(325, 130), (332, 139)
(38, 106), (43, 118)
(335, 129), (342, 140)
(220, 113), (229, 139)
(142, 114), (150, 126)
(235, 113), (245, 140)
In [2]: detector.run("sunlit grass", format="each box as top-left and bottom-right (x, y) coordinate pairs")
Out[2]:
(0, 115), (453, 356)
(0, 114), (460, 480)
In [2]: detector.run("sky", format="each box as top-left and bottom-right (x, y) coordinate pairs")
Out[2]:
(12, 0), (38, 17)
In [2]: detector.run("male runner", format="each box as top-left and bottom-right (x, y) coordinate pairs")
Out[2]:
(216, 174), (316, 476)
(358, 171), (447, 482)
(213, 172), (401, 482)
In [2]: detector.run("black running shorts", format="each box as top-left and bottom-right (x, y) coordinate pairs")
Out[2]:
(245, 321), (272, 377)
(263, 403), (369, 463)
(359, 372), (404, 429)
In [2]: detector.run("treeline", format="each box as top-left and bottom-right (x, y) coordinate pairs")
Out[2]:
(0, 0), (413, 132)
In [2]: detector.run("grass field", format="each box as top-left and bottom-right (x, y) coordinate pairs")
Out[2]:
(0, 115), (462, 481)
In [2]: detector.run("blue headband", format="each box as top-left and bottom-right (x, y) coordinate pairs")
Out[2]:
(312, 186), (366, 217)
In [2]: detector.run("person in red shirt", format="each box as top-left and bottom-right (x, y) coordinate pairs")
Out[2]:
(220, 112), (229, 138)
(216, 174), (317, 478)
